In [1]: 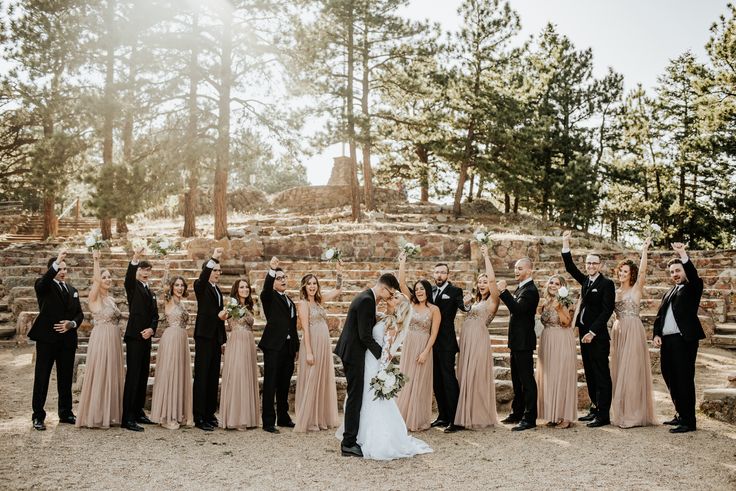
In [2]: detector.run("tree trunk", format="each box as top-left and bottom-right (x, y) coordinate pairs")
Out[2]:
(360, 21), (374, 211)
(117, 46), (136, 237)
(99, 0), (116, 240)
(476, 177), (483, 198)
(416, 146), (430, 203)
(346, 1), (361, 222)
(213, 10), (232, 239)
(504, 193), (510, 214)
(467, 172), (475, 203)
(453, 161), (469, 217)
(42, 192), (58, 240)
(182, 14), (200, 238)
(513, 194), (519, 214)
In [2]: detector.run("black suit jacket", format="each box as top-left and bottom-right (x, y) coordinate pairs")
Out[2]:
(499, 280), (540, 351)
(28, 265), (84, 348)
(562, 251), (615, 340)
(124, 262), (159, 341)
(653, 259), (705, 341)
(258, 271), (299, 353)
(335, 288), (382, 364)
(428, 282), (467, 353)
(193, 258), (227, 345)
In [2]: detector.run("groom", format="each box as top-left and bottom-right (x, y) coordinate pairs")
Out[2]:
(562, 231), (615, 427)
(335, 273), (400, 457)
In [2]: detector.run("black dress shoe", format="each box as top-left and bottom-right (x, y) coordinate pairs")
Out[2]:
(663, 415), (680, 426)
(277, 420), (295, 428)
(443, 424), (464, 433)
(341, 444), (363, 457)
(207, 417), (219, 427)
(669, 424), (696, 434)
(136, 415), (154, 425)
(33, 419), (46, 431)
(263, 426), (280, 434)
(59, 414), (76, 425)
(578, 412), (596, 422)
(122, 421), (145, 432)
(195, 421), (214, 432)
(586, 418), (610, 428)
(501, 415), (521, 424)
(430, 419), (449, 428)
(511, 421), (536, 431)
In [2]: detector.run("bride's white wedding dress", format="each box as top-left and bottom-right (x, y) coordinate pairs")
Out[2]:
(336, 319), (432, 461)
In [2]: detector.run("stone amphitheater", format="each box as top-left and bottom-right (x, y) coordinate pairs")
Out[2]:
(1, 172), (735, 490)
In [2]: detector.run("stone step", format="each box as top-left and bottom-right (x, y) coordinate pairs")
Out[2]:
(0, 326), (15, 338)
(712, 334), (736, 348)
(715, 323), (736, 335)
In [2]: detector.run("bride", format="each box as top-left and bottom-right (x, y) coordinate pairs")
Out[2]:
(337, 293), (432, 460)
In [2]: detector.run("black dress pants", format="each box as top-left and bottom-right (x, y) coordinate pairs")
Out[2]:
(433, 349), (460, 423)
(580, 336), (612, 419)
(661, 334), (699, 428)
(193, 337), (222, 422)
(32, 340), (76, 421)
(340, 358), (365, 447)
(261, 343), (296, 428)
(122, 338), (152, 422)
(510, 349), (537, 423)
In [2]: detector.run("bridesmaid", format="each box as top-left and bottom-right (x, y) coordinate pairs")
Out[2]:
(293, 263), (343, 432)
(76, 250), (125, 428)
(535, 274), (577, 429)
(150, 259), (194, 429)
(454, 244), (500, 430)
(397, 252), (441, 431)
(219, 278), (260, 430)
(611, 238), (657, 428)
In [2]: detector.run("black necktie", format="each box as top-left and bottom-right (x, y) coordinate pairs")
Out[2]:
(59, 282), (69, 300)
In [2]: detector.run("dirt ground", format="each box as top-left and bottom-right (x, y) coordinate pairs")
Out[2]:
(1, 345), (735, 491)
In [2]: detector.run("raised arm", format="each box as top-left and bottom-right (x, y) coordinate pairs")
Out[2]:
(125, 246), (145, 296)
(418, 305), (441, 365)
(635, 238), (650, 294)
(322, 261), (344, 302)
(88, 250), (102, 304)
(398, 252), (411, 299)
(195, 247), (223, 296)
(561, 231), (588, 286)
(482, 245), (499, 300)
(259, 256), (278, 315)
(161, 257), (171, 302)
(297, 300), (315, 366)
(672, 242), (704, 294)
(36, 249), (67, 295)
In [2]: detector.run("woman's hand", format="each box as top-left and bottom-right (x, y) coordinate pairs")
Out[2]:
(398, 251), (407, 264)
(306, 352), (315, 366)
(417, 350), (429, 365)
(92, 249), (101, 260)
(480, 244), (489, 258)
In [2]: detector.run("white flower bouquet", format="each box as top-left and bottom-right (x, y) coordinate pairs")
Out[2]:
(556, 286), (573, 308)
(370, 361), (407, 401)
(399, 239), (421, 258)
(322, 247), (342, 262)
(225, 297), (248, 319)
(473, 226), (493, 248)
(147, 236), (177, 256)
(84, 230), (107, 252)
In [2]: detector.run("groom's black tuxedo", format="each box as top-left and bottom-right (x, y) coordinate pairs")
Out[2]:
(653, 258), (704, 428)
(122, 261), (159, 424)
(499, 280), (540, 424)
(428, 282), (466, 424)
(29, 264), (84, 422)
(259, 270), (299, 428)
(335, 288), (381, 447)
(562, 251), (615, 420)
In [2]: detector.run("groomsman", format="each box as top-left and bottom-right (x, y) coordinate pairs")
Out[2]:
(498, 258), (540, 431)
(28, 249), (84, 430)
(122, 247), (159, 431)
(561, 231), (615, 427)
(259, 257), (299, 433)
(653, 243), (705, 433)
(428, 263), (468, 433)
(193, 247), (227, 431)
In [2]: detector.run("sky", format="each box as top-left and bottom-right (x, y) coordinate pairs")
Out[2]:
(304, 0), (730, 185)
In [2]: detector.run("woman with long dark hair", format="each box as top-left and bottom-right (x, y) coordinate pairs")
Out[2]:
(397, 252), (440, 431)
(219, 278), (260, 430)
(294, 262), (343, 432)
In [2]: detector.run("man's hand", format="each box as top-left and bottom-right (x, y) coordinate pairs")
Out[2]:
(269, 256), (279, 270)
(653, 335), (662, 348)
(463, 293), (474, 305)
(581, 332), (594, 344)
(56, 248), (68, 265)
(213, 247), (224, 260)
(218, 309), (229, 320)
(53, 321), (72, 333)
(141, 328), (154, 340)
(133, 245), (145, 261)
(497, 280), (507, 291)
(671, 242), (687, 258)
(562, 230), (572, 249)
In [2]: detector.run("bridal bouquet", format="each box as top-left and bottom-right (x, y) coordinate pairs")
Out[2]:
(556, 286), (573, 308)
(370, 361), (407, 401)
(322, 246), (342, 262)
(399, 239), (421, 258)
(84, 230), (107, 252)
(473, 226), (493, 248)
(147, 236), (177, 256)
(225, 297), (248, 319)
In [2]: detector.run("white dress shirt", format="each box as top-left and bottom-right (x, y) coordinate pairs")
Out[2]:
(662, 284), (684, 336)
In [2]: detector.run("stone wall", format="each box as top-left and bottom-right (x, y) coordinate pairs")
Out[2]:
(270, 185), (406, 212)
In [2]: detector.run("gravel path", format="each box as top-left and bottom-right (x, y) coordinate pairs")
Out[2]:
(1, 346), (735, 490)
